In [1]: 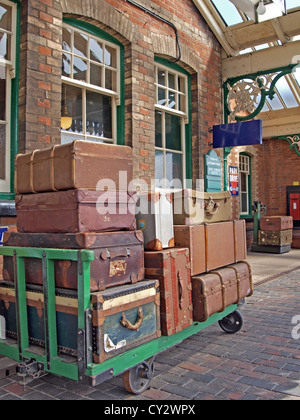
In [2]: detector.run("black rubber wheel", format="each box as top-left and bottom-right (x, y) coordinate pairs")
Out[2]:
(218, 310), (244, 334)
(122, 359), (154, 394)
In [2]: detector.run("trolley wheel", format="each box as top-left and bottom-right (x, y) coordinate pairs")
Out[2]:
(122, 359), (154, 394)
(218, 310), (244, 334)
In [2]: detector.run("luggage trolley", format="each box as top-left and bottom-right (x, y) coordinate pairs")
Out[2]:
(0, 246), (244, 394)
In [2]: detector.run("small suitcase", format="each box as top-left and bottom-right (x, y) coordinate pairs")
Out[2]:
(136, 192), (174, 250)
(174, 220), (247, 276)
(144, 248), (193, 336)
(2, 231), (145, 291)
(0, 282), (78, 356)
(258, 230), (293, 246)
(192, 261), (253, 322)
(91, 280), (161, 363)
(260, 216), (293, 231)
(14, 140), (133, 194)
(172, 189), (232, 225)
(15, 189), (137, 233)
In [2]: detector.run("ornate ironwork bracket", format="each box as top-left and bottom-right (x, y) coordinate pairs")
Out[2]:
(224, 64), (298, 123)
(275, 134), (300, 156)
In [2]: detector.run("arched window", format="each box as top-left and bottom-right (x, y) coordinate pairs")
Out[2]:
(61, 19), (124, 145)
(154, 57), (191, 189)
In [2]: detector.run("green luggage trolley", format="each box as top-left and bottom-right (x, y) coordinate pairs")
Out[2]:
(0, 246), (243, 394)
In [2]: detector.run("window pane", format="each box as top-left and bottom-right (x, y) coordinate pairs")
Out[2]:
(168, 91), (176, 109)
(241, 193), (248, 213)
(0, 124), (5, 179)
(168, 73), (175, 90)
(155, 111), (162, 148)
(105, 68), (116, 91)
(155, 150), (164, 185)
(62, 27), (72, 52)
(166, 113), (181, 151)
(73, 56), (87, 82)
(74, 32), (88, 58)
(86, 91), (112, 139)
(158, 69), (165, 86)
(240, 172), (247, 192)
(90, 62), (102, 87)
(0, 4), (11, 31)
(166, 152), (182, 184)
(90, 38), (103, 63)
(0, 32), (10, 60)
(178, 76), (185, 94)
(63, 84), (83, 134)
(158, 87), (166, 106)
(0, 68), (5, 120)
(105, 45), (116, 68)
(62, 52), (71, 77)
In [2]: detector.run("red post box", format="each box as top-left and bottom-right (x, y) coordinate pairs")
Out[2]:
(290, 193), (300, 221)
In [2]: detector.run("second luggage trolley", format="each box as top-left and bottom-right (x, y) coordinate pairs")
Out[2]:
(0, 246), (245, 395)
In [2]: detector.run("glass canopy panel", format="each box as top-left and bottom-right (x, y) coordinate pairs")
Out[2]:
(211, 0), (244, 26)
(275, 77), (298, 108)
(286, 0), (300, 10)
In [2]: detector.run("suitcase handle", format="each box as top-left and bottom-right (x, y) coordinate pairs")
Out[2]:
(120, 307), (143, 331)
(205, 197), (220, 215)
(178, 270), (184, 309)
(101, 248), (132, 260)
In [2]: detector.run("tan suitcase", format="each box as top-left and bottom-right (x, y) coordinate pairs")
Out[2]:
(174, 220), (247, 276)
(14, 140), (133, 193)
(192, 261), (253, 322)
(172, 189), (232, 225)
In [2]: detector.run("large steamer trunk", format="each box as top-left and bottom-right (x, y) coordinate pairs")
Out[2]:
(15, 190), (137, 233)
(192, 262), (253, 322)
(91, 280), (161, 363)
(174, 220), (247, 276)
(0, 282), (78, 356)
(144, 248), (193, 336)
(14, 140), (133, 194)
(2, 231), (145, 291)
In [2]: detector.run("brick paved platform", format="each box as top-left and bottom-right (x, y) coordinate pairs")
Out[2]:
(0, 269), (299, 401)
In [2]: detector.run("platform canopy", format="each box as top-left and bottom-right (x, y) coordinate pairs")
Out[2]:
(192, 0), (300, 137)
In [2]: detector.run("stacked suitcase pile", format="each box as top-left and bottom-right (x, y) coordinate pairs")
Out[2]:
(136, 188), (253, 333)
(257, 215), (293, 254)
(0, 140), (161, 363)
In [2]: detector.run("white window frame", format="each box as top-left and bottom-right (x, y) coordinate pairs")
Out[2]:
(61, 24), (121, 144)
(239, 154), (250, 216)
(154, 63), (188, 190)
(0, 0), (16, 193)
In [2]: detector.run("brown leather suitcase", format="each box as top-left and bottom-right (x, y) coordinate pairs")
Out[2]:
(258, 229), (293, 246)
(91, 280), (161, 363)
(14, 140), (133, 194)
(174, 220), (247, 276)
(192, 261), (253, 322)
(2, 231), (145, 291)
(144, 248), (193, 336)
(15, 189), (137, 233)
(260, 216), (293, 231)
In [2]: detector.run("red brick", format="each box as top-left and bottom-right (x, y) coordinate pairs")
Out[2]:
(38, 81), (51, 90)
(39, 63), (51, 73)
(38, 45), (51, 56)
(38, 116), (52, 126)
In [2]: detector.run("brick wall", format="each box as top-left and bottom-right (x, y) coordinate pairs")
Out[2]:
(19, 0), (62, 153)
(18, 0), (222, 187)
